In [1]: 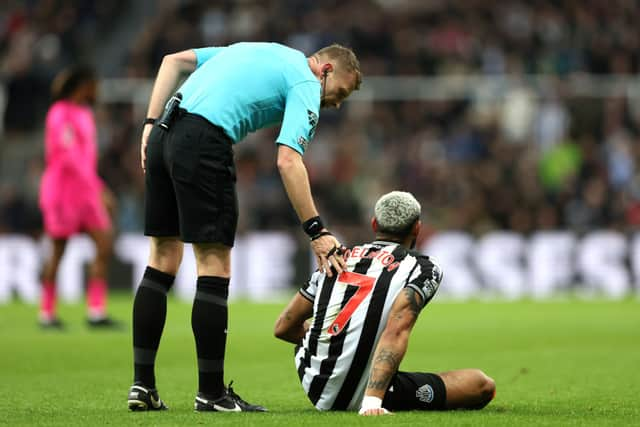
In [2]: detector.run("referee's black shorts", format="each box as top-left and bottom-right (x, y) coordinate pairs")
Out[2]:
(382, 371), (447, 411)
(144, 111), (238, 246)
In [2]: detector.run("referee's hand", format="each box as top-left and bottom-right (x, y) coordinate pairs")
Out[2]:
(311, 233), (346, 277)
(140, 123), (153, 173)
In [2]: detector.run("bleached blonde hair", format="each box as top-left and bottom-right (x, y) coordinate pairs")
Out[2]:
(374, 191), (421, 235)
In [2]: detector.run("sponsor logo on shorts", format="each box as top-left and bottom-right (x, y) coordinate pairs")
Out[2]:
(416, 384), (434, 403)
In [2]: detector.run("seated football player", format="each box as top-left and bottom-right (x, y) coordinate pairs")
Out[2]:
(274, 191), (496, 415)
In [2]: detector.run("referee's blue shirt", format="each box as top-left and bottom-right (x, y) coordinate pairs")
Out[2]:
(178, 42), (321, 155)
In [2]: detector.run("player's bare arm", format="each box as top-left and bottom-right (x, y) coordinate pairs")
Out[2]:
(141, 49), (198, 171)
(276, 144), (346, 276)
(359, 287), (423, 416)
(274, 293), (313, 344)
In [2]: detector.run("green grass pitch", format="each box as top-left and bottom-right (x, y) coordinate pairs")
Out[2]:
(0, 294), (638, 426)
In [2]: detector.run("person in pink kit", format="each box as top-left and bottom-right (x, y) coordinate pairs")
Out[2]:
(39, 64), (118, 329)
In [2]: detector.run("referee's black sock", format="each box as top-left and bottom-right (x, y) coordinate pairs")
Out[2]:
(192, 276), (229, 399)
(132, 266), (174, 389)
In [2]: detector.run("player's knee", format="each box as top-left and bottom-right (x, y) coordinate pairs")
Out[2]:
(472, 370), (496, 408)
(481, 374), (496, 401)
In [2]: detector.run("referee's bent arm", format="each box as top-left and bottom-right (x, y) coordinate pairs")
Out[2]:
(277, 144), (345, 276)
(145, 50), (198, 120)
(276, 144), (321, 223)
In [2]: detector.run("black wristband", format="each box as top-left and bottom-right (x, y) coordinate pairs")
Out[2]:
(311, 230), (332, 241)
(302, 216), (325, 238)
(143, 117), (156, 126)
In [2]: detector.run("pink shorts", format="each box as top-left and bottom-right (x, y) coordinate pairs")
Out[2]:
(41, 196), (111, 238)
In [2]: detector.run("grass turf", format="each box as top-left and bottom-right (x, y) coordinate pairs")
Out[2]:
(0, 294), (638, 426)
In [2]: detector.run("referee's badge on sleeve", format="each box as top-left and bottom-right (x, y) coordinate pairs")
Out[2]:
(298, 136), (309, 151)
(307, 109), (318, 138)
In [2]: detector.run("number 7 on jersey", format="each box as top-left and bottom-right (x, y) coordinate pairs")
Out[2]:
(328, 271), (375, 336)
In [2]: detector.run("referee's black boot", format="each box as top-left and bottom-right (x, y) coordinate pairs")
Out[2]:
(128, 383), (168, 411)
(194, 381), (267, 412)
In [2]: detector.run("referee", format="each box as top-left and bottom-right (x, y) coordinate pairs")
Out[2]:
(127, 42), (362, 412)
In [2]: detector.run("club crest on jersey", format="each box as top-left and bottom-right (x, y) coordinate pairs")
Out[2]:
(416, 384), (434, 403)
(307, 109), (318, 138)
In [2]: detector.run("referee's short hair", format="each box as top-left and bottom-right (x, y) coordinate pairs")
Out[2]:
(314, 44), (362, 90)
(374, 191), (421, 237)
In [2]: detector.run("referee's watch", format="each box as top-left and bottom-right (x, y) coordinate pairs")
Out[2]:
(143, 117), (156, 126)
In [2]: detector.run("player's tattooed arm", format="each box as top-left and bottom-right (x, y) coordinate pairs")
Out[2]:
(403, 287), (423, 316)
(367, 349), (401, 390)
(363, 290), (421, 400)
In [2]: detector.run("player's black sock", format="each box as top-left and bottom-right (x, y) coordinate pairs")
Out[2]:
(132, 266), (174, 389)
(192, 276), (229, 399)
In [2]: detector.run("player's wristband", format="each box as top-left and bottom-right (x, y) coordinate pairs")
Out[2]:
(359, 396), (383, 414)
(302, 216), (325, 238)
(143, 117), (156, 126)
(311, 230), (332, 242)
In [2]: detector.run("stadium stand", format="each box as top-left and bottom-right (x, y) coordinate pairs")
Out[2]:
(2, 0), (640, 243)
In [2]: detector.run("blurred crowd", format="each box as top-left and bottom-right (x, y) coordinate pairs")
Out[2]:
(2, 0), (640, 242)
(0, 0), (127, 132)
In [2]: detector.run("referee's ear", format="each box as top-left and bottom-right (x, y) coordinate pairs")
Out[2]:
(371, 217), (378, 233)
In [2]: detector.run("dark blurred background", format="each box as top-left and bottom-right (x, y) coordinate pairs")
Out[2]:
(2, 0), (640, 298)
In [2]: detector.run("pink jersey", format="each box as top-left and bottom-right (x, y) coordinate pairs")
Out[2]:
(39, 100), (110, 237)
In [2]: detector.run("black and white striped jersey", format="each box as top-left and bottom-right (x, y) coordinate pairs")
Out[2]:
(295, 240), (443, 411)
